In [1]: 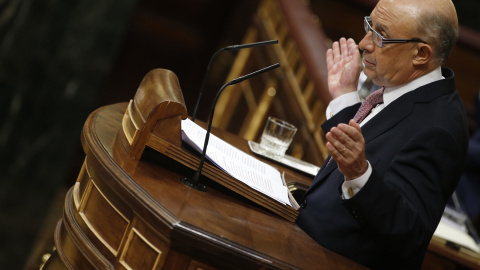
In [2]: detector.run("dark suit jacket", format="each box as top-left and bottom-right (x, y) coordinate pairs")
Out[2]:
(296, 68), (469, 270)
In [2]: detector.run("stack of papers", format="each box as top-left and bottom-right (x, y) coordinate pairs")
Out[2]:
(181, 119), (293, 207)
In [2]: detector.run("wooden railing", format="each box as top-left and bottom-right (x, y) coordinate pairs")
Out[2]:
(212, 0), (332, 166)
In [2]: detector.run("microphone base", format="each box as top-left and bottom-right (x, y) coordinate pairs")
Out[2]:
(180, 177), (207, 192)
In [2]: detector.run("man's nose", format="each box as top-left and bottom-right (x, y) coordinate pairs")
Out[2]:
(359, 31), (374, 53)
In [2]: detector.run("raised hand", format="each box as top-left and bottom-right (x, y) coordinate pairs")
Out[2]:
(325, 120), (368, 180)
(326, 38), (362, 99)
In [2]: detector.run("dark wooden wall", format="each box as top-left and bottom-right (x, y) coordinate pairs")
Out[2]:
(97, 0), (259, 121)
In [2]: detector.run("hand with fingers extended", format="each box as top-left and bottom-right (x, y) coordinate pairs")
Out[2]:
(326, 38), (362, 99)
(326, 119), (368, 180)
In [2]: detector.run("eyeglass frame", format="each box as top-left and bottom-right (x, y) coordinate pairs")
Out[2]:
(364, 16), (427, 48)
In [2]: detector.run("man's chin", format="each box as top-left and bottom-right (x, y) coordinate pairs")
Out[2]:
(363, 71), (382, 86)
(363, 68), (375, 79)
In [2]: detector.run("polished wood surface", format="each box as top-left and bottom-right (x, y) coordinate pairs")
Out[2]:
(42, 101), (367, 269)
(117, 68), (299, 222)
(426, 237), (480, 270)
(119, 68), (187, 161)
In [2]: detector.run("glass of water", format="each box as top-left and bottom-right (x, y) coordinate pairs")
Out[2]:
(260, 117), (297, 158)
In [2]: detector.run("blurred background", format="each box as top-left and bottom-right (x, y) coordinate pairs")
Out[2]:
(0, 0), (478, 269)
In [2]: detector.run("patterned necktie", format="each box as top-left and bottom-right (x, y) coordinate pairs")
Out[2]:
(353, 87), (384, 124)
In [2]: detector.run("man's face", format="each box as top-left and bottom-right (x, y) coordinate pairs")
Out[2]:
(359, 0), (421, 87)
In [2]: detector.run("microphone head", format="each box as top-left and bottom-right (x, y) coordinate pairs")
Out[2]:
(225, 40), (278, 51)
(230, 63), (280, 85)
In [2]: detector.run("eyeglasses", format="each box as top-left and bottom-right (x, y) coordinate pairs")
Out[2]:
(364, 16), (426, 48)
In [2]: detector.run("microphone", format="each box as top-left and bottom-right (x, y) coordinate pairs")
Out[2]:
(190, 40), (278, 121)
(181, 63), (281, 191)
(223, 40), (279, 51)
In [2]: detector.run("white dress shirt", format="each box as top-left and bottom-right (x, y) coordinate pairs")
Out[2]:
(324, 67), (445, 199)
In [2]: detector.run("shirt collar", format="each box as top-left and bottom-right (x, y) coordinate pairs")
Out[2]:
(383, 66), (444, 106)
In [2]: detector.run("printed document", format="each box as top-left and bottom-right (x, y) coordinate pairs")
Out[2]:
(181, 119), (291, 206)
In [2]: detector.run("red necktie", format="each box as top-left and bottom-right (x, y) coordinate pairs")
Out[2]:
(353, 87), (384, 124)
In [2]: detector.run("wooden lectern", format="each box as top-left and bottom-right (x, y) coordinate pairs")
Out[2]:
(41, 69), (367, 269)
(40, 68), (480, 270)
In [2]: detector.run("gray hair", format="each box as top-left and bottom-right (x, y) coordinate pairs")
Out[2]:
(416, 10), (459, 65)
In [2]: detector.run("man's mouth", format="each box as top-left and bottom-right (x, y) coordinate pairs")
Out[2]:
(363, 58), (375, 67)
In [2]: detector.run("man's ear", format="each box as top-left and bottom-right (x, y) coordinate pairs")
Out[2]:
(413, 43), (434, 66)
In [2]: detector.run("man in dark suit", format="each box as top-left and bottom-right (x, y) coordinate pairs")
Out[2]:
(296, 0), (469, 269)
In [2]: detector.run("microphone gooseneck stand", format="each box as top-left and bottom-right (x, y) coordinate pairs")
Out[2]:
(181, 63), (281, 191)
(190, 40), (278, 122)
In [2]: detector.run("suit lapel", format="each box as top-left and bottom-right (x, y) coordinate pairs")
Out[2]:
(361, 98), (412, 143)
(307, 155), (337, 192)
(362, 71), (455, 143)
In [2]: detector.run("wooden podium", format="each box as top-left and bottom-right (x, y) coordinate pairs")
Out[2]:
(41, 69), (480, 270)
(41, 69), (367, 269)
